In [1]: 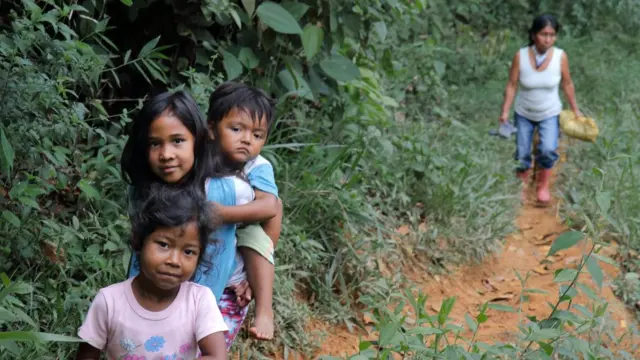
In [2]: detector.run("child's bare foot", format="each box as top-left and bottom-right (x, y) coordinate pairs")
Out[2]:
(249, 310), (274, 340)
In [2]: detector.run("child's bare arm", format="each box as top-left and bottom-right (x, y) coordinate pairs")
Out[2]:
(216, 190), (279, 224)
(261, 198), (283, 246)
(198, 332), (228, 360)
(75, 343), (101, 360)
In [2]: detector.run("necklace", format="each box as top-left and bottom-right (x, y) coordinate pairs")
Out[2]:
(532, 46), (547, 68)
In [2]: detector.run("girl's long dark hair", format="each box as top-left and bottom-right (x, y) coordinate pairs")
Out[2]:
(120, 90), (216, 191)
(528, 14), (562, 46)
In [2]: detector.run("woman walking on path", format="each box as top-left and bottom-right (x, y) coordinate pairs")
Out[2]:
(499, 14), (582, 205)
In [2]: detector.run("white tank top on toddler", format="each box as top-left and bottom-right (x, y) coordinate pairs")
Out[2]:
(514, 46), (564, 122)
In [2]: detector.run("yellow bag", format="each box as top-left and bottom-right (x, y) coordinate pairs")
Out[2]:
(559, 110), (599, 143)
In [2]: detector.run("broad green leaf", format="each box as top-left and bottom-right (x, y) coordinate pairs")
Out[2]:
(437, 297), (456, 325)
(301, 24), (324, 61)
(525, 328), (562, 341)
(465, 313), (477, 332)
(77, 179), (100, 199)
(2, 211), (20, 228)
(123, 49), (131, 64)
(0, 339), (20, 355)
(524, 288), (549, 294)
(280, 1), (310, 20)
(308, 66), (331, 95)
(554, 310), (581, 323)
(538, 342), (554, 356)
(585, 256), (603, 288)
(139, 36), (160, 58)
(538, 317), (561, 329)
(348, 356), (370, 360)
(238, 47), (260, 69)
(373, 21), (387, 41)
(13, 282), (33, 294)
(72, 216), (79, 230)
(358, 340), (372, 351)
(407, 327), (444, 335)
(593, 253), (618, 267)
(319, 55), (361, 82)
(595, 191), (612, 215)
(476, 313), (488, 323)
(121, 0), (133, 6)
(104, 241), (119, 252)
(230, 9), (242, 29)
(378, 323), (398, 346)
(142, 59), (166, 83)
(18, 197), (39, 209)
(0, 307), (19, 322)
(0, 331), (84, 342)
(241, 0), (256, 17)
(12, 307), (36, 327)
(488, 303), (517, 313)
(278, 67), (314, 100)
(548, 231), (583, 256)
(0, 127), (15, 175)
(221, 50), (243, 80)
(256, 2), (302, 34)
(559, 284), (578, 299)
(434, 60), (446, 76)
(553, 269), (578, 283)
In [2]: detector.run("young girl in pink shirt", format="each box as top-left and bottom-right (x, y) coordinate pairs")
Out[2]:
(75, 184), (227, 360)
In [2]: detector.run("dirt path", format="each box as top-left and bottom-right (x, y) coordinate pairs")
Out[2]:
(307, 164), (639, 358)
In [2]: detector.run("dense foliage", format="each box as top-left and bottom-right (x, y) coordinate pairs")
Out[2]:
(1, 0), (639, 358)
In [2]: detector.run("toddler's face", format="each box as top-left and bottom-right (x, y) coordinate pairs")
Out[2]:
(139, 221), (201, 290)
(214, 108), (268, 164)
(147, 112), (195, 184)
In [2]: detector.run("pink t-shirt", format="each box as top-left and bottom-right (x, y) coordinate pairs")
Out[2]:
(78, 278), (227, 360)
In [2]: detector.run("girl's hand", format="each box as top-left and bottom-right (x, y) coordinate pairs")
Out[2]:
(573, 109), (583, 118)
(231, 280), (252, 307)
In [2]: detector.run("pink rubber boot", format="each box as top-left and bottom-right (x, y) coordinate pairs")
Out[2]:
(536, 168), (552, 204)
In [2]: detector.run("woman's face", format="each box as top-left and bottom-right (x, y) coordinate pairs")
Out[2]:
(533, 25), (557, 52)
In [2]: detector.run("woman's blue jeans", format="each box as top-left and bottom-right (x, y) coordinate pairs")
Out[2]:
(514, 112), (559, 172)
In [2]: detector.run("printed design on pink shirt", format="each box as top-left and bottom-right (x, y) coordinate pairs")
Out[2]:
(161, 354), (177, 360)
(179, 342), (194, 354)
(144, 336), (166, 352)
(120, 338), (138, 352)
(116, 335), (168, 359)
(123, 355), (146, 360)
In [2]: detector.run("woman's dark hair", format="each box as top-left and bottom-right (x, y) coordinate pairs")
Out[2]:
(130, 183), (218, 270)
(120, 90), (216, 189)
(528, 14), (561, 46)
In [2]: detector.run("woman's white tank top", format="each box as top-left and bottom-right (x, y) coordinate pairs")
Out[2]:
(514, 46), (563, 121)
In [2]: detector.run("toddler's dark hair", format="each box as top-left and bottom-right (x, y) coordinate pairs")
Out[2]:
(130, 183), (218, 269)
(207, 82), (277, 134)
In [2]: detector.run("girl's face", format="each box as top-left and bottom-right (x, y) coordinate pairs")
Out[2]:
(214, 108), (268, 165)
(148, 112), (196, 183)
(139, 221), (201, 290)
(533, 25), (557, 52)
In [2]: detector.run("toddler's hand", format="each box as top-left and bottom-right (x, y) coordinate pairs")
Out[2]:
(231, 280), (253, 307)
